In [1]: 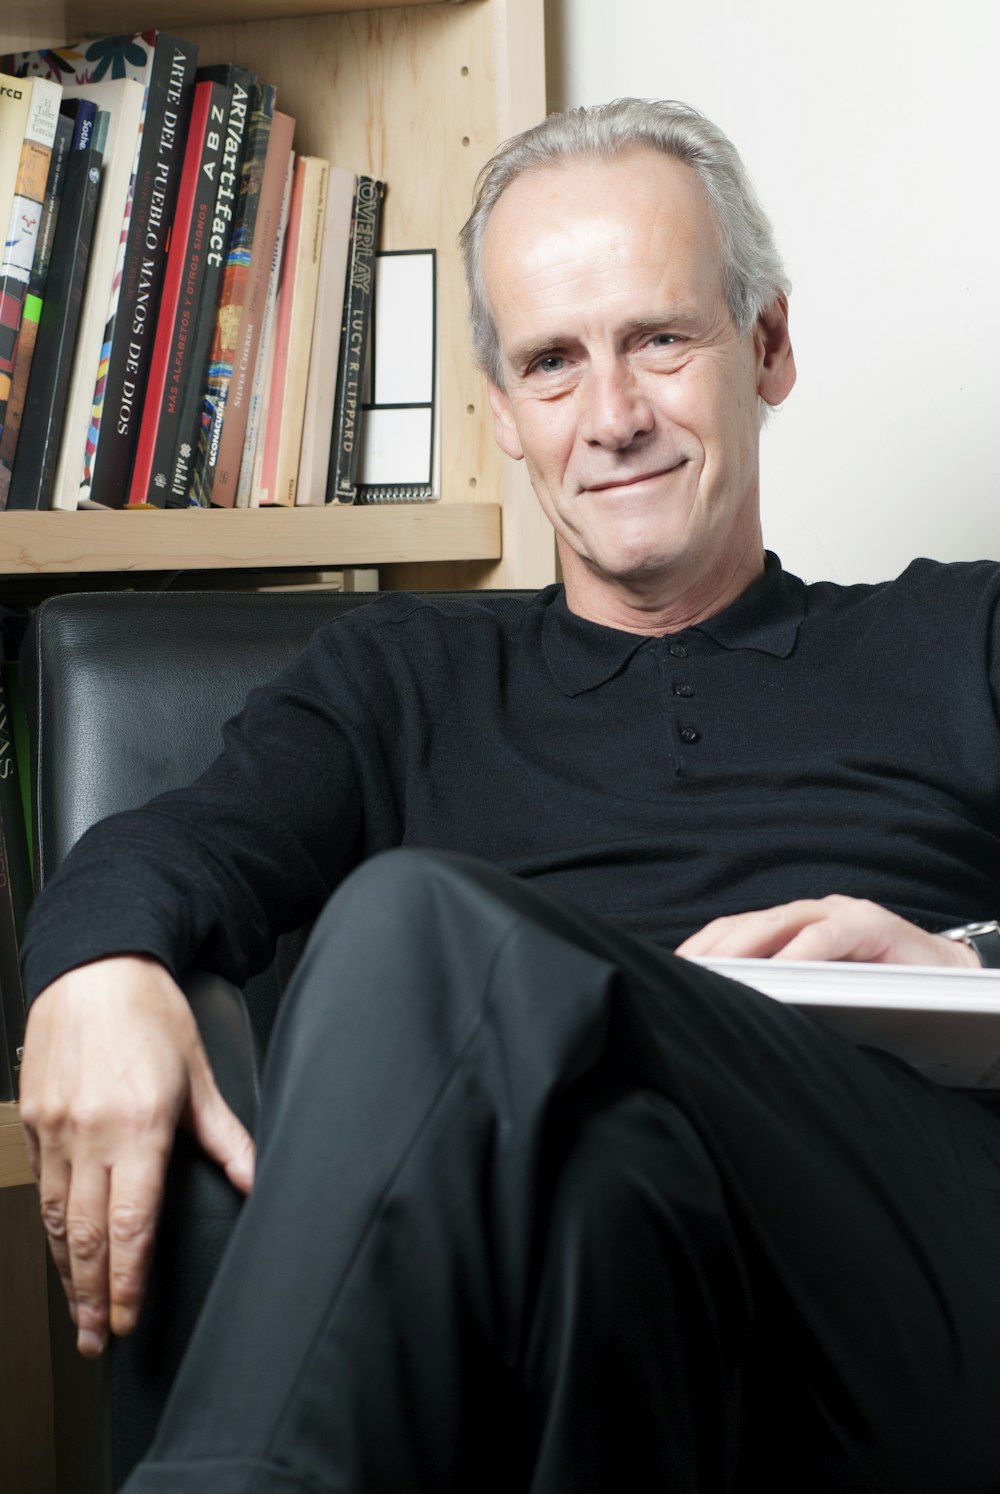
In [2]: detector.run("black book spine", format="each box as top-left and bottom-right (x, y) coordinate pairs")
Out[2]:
(6, 143), (104, 512)
(0, 664), (31, 1103)
(167, 63), (255, 507)
(0, 109), (73, 507)
(326, 175), (385, 505)
(87, 35), (198, 509)
(141, 80), (230, 506)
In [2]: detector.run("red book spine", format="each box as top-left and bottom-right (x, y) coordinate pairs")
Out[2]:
(128, 81), (221, 506)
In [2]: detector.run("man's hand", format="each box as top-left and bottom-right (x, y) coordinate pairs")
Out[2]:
(18, 956), (256, 1359)
(675, 895), (982, 968)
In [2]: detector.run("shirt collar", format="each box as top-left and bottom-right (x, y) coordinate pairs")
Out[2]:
(541, 553), (805, 697)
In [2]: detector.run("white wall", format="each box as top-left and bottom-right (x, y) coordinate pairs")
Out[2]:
(545, 0), (1000, 583)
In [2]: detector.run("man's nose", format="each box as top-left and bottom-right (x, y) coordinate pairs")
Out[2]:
(580, 362), (654, 449)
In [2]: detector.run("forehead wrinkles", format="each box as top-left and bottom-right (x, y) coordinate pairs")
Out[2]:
(484, 155), (727, 338)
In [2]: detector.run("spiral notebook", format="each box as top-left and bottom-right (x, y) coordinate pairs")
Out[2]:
(356, 249), (436, 504)
(693, 956), (1000, 1090)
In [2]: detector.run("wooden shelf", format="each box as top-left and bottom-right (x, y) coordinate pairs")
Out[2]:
(0, 1104), (31, 1191)
(7, 0), (456, 48)
(0, 502), (501, 576)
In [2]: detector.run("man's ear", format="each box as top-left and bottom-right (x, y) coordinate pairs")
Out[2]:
(487, 379), (524, 461)
(755, 294), (797, 408)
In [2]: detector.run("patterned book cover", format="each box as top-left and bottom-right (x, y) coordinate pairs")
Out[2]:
(0, 78), (61, 449)
(0, 109), (72, 508)
(212, 110), (294, 508)
(189, 82), (276, 509)
(1, 35), (204, 506)
(166, 62), (255, 506)
(0, 74), (33, 267)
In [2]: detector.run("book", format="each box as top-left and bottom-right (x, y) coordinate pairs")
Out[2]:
(0, 108), (73, 507)
(0, 77), (62, 451)
(356, 248), (436, 504)
(126, 78), (229, 506)
(188, 81), (275, 509)
(85, 34), (198, 508)
(0, 73), (32, 241)
(207, 108), (293, 508)
(164, 62), (256, 507)
(692, 955), (1000, 1091)
(295, 163), (354, 505)
(254, 153), (327, 506)
(236, 150), (294, 508)
(5, 131), (104, 511)
(43, 75), (145, 509)
(325, 173), (385, 504)
(0, 659), (33, 1103)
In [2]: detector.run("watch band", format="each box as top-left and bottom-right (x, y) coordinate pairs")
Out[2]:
(940, 920), (1000, 968)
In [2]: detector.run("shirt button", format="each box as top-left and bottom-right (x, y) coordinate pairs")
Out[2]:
(673, 683), (694, 697)
(680, 727), (700, 745)
(669, 643), (688, 658)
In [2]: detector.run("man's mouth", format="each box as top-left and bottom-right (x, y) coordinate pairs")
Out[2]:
(585, 461), (686, 494)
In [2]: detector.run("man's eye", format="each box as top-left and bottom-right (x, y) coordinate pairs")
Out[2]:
(649, 333), (681, 347)
(532, 354), (566, 374)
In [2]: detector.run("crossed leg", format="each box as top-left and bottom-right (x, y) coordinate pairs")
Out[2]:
(123, 850), (1000, 1493)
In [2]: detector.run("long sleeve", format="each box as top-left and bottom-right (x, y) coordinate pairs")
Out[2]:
(21, 615), (405, 1002)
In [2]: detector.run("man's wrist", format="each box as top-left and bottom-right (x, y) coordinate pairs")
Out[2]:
(939, 921), (1000, 968)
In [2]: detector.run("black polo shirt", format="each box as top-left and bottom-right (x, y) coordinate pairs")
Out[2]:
(21, 554), (1000, 1001)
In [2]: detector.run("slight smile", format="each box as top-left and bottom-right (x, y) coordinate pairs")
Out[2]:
(585, 461), (687, 494)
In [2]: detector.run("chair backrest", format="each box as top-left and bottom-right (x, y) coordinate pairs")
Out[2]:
(22, 584), (530, 1491)
(26, 588), (381, 1047)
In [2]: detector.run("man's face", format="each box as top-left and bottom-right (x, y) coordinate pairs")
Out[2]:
(483, 147), (795, 626)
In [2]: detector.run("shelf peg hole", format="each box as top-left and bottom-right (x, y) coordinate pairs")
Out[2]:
(466, 403), (475, 415)
(469, 477), (478, 489)
(461, 135), (470, 147)
(461, 65), (469, 76)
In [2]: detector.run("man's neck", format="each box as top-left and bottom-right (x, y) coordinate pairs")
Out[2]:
(561, 546), (767, 637)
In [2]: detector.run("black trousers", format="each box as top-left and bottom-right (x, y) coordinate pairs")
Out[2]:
(124, 850), (1000, 1493)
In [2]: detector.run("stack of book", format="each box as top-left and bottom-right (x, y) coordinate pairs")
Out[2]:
(0, 31), (394, 513)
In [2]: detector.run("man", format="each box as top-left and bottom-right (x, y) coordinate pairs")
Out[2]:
(19, 100), (1000, 1492)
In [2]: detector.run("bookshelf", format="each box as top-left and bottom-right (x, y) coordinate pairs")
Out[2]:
(0, 5), (552, 1486)
(0, 0), (557, 592)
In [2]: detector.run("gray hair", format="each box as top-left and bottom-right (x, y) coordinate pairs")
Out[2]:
(459, 98), (790, 388)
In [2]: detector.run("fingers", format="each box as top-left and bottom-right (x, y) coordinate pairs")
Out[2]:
(186, 1052), (256, 1196)
(107, 1155), (168, 1339)
(36, 1151), (75, 1324)
(64, 1157), (112, 1357)
(19, 956), (217, 1354)
(675, 895), (970, 967)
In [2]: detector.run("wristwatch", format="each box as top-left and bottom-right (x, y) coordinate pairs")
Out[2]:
(940, 920), (1000, 968)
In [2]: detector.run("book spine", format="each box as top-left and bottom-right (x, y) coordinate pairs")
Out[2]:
(5, 141), (103, 511)
(235, 151), (294, 508)
(86, 36), (197, 509)
(0, 78), (60, 448)
(256, 155), (327, 506)
(127, 81), (226, 507)
(188, 81), (274, 509)
(295, 164), (355, 506)
(0, 109), (71, 508)
(69, 99), (98, 150)
(211, 109), (293, 508)
(0, 661), (31, 1103)
(167, 66), (255, 507)
(49, 77), (146, 509)
(0, 74), (32, 234)
(326, 174), (385, 505)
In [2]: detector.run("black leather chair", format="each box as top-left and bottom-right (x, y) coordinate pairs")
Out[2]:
(25, 587), (503, 1491)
